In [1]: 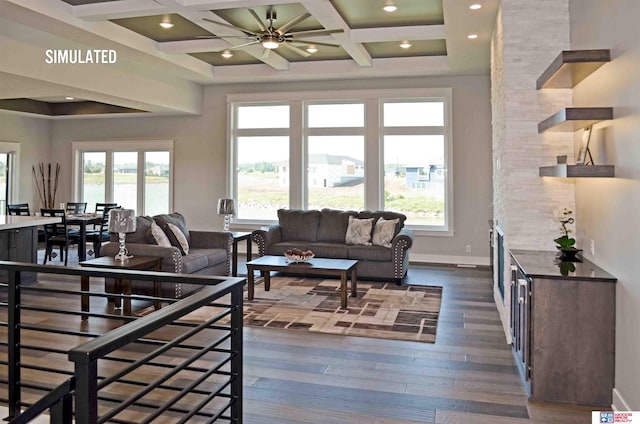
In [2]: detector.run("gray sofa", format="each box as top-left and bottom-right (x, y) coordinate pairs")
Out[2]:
(99, 212), (232, 299)
(251, 208), (413, 284)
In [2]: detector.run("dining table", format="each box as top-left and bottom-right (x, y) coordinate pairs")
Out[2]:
(66, 213), (103, 262)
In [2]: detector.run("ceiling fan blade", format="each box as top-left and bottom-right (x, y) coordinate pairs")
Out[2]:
(248, 9), (268, 32)
(287, 29), (344, 37)
(288, 39), (341, 48)
(221, 40), (260, 51)
(202, 17), (258, 36)
(276, 12), (311, 35)
(280, 42), (311, 57)
(261, 48), (271, 60)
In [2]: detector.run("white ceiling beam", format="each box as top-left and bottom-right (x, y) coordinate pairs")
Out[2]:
(71, 0), (171, 21)
(177, 0), (293, 9)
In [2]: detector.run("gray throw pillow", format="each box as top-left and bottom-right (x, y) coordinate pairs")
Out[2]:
(345, 216), (374, 245)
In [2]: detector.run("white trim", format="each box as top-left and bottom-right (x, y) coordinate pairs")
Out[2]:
(227, 88), (454, 103)
(612, 388), (631, 412)
(0, 142), (21, 205)
(410, 253), (489, 266)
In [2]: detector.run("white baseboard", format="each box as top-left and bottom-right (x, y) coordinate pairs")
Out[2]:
(410, 253), (490, 267)
(612, 388), (631, 411)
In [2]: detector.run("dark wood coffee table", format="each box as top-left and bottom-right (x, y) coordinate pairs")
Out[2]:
(245, 255), (358, 309)
(79, 255), (162, 319)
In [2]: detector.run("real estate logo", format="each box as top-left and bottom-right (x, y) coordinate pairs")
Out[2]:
(45, 49), (117, 64)
(593, 411), (637, 423)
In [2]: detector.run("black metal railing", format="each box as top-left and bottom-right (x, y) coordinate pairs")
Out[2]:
(0, 261), (244, 423)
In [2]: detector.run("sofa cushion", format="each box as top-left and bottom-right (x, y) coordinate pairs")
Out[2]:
(278, 209), (320, 242)
(180, 250), (210, 274)
(316, 209), (355, 242)
(357, 210), (406, 234)
(307, 242), (350, 259)
(345, 216), (374, 245)
(348, 244), (393, 262)
(125, 216), (155, 244)
(372, 217), (400, 248)
(154, 213), (191, 243)
(266, 241), (311, 256)
(166, 222), (190, 255)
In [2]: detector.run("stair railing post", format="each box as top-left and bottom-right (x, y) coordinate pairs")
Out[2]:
(7, 269), (22, 419)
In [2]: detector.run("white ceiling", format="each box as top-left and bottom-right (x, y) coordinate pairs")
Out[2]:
(0, 0), (498, 118)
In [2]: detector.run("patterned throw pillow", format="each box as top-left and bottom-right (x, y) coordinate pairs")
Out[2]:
(345, 216), (374, 245)
(150, 222), (171, 247)
(166, 222), (190, 255)
(372, 217), (400, 248)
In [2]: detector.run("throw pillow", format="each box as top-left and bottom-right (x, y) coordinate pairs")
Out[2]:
(149, 222), (172, 247)
(372, 217), (400, 248)
(345, 216), (374, 245)
(166, 222), (190, 255)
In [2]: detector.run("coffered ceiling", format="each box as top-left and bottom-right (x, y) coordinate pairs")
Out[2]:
(0, 0), (498, 118)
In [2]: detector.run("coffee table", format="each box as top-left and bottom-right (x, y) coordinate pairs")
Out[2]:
(79, 255), (162, 319)
(246, 255), (358, 309)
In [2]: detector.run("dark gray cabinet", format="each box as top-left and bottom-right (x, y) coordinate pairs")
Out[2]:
(0, 227), (38, 283)
(510, 250), (616, 406)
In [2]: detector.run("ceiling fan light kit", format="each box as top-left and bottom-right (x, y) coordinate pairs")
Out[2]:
(202, 8), (343, 57)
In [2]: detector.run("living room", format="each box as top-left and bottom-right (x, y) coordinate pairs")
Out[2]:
(1, 0), (638, 421)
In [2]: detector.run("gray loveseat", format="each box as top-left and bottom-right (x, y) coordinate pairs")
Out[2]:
(99, 212), (232, 299)
(251, 208), (413, 284)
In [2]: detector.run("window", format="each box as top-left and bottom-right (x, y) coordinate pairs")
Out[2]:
(73, 140), (173, 215)
(382, 101), (448, 228)
(229, 89), (453, 232)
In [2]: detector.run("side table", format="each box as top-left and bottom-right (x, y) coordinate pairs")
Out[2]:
(79, 255), (162, 319)
(230, 231), (252, 277)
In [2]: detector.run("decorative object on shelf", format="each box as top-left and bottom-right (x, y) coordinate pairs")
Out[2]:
(576, 125), (594, 165)
(284, 248), (314, 263)
(109, 209), (136, 262)
(556, 259), (576, 276)
(32, 162), (60, 208)
(554, 208), (582, 261)
(217, 198), (235, 232)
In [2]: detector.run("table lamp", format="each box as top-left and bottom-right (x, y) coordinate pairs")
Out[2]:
(217, 198), (235, 232)
(108, 209), (136, 261)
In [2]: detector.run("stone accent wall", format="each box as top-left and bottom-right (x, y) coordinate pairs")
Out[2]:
(491, 0), (574, 337)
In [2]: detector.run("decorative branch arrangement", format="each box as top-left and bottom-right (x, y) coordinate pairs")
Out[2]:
(32, 162), (60, 209)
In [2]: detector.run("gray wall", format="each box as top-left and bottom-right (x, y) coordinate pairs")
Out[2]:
(569, 0), (640, 410)
(45, 75), (493, 264)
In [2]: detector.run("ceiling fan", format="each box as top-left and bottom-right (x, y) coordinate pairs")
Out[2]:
(201, 8), (343, 58)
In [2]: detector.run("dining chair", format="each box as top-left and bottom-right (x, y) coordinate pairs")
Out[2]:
(7, 203), (31, 216)
(92, 203), (118, 230)
(65, 202), (87, 214)
(86, 205), (120, 257)
(41, 208), (79, 266)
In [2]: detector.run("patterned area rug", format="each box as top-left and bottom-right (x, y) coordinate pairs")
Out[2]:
(241, 276), (443, 343)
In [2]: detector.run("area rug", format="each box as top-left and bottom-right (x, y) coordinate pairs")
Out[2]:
(238, 276), (442, 343)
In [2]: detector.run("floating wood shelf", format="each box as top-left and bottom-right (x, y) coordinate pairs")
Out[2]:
(539, 164), (615, 178)
(537, 50), (611, 89)
(538, 107), (613, 133)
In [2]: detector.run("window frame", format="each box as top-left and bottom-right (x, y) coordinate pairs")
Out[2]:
(227, 88), (453, 235)
(71, 140), (174, 215)
(0, 142), (21, 212)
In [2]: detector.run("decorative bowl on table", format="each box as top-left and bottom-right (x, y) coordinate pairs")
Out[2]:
(284, 249), (314, 263)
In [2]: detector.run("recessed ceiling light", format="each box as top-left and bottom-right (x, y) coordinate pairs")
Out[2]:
(159, 21), (174, 29)
(64, 96), (75, 100)
(383, 2), (397, 12)
(467, 34), (478, 39)
(399, 40), (412, 49)
(469, 4), (482, 10)
(306, 45), (318, 54)
(221, 50), (233, 59)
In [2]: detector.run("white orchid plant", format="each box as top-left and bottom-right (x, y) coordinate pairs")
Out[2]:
(554, 208), (576, 249)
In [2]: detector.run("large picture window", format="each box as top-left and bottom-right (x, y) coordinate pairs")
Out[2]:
(229, 89), (452, 232)
(72, 140), (173, 216)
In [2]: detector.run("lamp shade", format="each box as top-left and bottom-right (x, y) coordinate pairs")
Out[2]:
(108, 209), (136, 233)
(217, 198), (235, 215)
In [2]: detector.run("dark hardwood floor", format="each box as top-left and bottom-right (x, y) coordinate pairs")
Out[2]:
(239, 261), (595, 424)
(12, 251), (597, 423)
